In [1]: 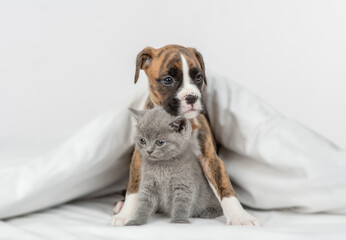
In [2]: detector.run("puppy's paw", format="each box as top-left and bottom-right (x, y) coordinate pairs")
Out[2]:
(110, 210), (135, 227)
(113, 200), (124, 214)
(222, 196), (261, 226)
(226, 212), (260, 226)
(110, 194), (138, 227)
(110, 214), (128, 227)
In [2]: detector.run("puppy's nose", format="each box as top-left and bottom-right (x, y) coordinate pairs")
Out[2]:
(147, 150), (153, 156)
(185, 94), (198, 104)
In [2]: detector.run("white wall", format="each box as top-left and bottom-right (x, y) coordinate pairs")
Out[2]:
(1, 0), (345, 155)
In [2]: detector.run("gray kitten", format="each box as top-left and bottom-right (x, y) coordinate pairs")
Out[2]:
(126, 107), (222, 226)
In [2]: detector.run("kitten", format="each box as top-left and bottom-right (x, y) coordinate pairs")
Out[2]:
(126, 107), (222, 226)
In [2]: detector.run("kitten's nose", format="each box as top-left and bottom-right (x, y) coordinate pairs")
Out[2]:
(185, 94), (198, 104)
(147, 150), (153, 156)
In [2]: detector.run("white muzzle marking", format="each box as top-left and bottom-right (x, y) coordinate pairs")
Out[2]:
(177, 54), (202, 119)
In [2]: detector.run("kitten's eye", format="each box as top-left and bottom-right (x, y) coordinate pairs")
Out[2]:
(195, 74), (203, 83)
(162, 76), (173, 85)
(156, 140), (165, 146)
(139, 138), (146, 145)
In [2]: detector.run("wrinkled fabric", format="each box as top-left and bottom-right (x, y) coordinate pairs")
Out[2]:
(0, 89), (148, 219)
(0, 74), (345, 220)
(2, 195), (346, 240)
(204, 75), (346, 213)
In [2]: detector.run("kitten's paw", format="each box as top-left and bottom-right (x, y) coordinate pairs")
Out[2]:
(170, 218), (190, 224)
(113, 200), (124, 214)
(126, 219), (145, 226)
(226, 211), (260, 226)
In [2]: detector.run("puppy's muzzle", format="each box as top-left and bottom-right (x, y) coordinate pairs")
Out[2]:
(185, 94), (198, 105)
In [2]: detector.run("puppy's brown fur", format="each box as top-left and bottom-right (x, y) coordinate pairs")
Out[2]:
(125, 45), (236, 200)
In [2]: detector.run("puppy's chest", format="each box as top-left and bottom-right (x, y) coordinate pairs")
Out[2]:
(189, 118), (202, 157)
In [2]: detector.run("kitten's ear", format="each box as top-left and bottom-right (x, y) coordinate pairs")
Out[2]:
(129, 108), (146, 121)
(169, 116), (187, 133)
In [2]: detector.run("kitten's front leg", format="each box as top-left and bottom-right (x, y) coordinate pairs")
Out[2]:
(170, 184), (193, 224)
(126, 188), (157, 226)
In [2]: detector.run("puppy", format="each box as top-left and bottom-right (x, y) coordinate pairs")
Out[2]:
(111, 45), (259, 226)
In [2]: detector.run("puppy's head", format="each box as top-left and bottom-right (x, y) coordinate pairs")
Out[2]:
(134, 45), (207, 119)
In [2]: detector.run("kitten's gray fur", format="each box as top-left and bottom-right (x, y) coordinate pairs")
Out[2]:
(126, 107), (222, 226)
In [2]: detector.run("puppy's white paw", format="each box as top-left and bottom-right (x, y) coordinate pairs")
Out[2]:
(110, 194), (138, 227)
(110, 212), (132, 226)
(226, 211), (260, 226)
(113, 200), (124, 214)
(222, 196), (261, 226)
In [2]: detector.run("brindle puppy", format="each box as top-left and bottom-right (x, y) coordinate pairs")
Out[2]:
(111, 45), (260, 226)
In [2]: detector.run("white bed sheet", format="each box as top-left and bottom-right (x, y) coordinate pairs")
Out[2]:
(2, 194), (346, 240)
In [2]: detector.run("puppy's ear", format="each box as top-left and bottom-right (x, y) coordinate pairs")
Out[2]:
(169, 116), (187, 133)
(189, 48), (207, 85)
(129, 108), (147, 121)
(134, 47), (155, 84)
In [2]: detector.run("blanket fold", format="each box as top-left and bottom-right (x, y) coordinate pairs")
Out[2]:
(1, 75), (345, 219)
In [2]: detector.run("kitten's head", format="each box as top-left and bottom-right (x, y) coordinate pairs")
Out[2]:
(130, 107), (192, 161)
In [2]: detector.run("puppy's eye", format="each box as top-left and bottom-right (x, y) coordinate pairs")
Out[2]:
(162, 76), (173, 85)
(156, 140), (165, 146)
(195, 74), (203, 83)
(139, 138), (146, 145)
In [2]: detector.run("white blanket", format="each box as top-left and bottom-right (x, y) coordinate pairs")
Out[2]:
(204, 75), (346, 213)
(1, 74), (346, 233)
(2, 195), (346, 240)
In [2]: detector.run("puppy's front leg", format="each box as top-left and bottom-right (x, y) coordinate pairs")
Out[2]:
(197, 115), (260, 226)
(111, 149), (141, 226)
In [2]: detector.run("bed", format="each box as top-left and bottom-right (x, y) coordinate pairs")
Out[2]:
(1, 1), (346, 238)
(3, 194), (346, 240)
